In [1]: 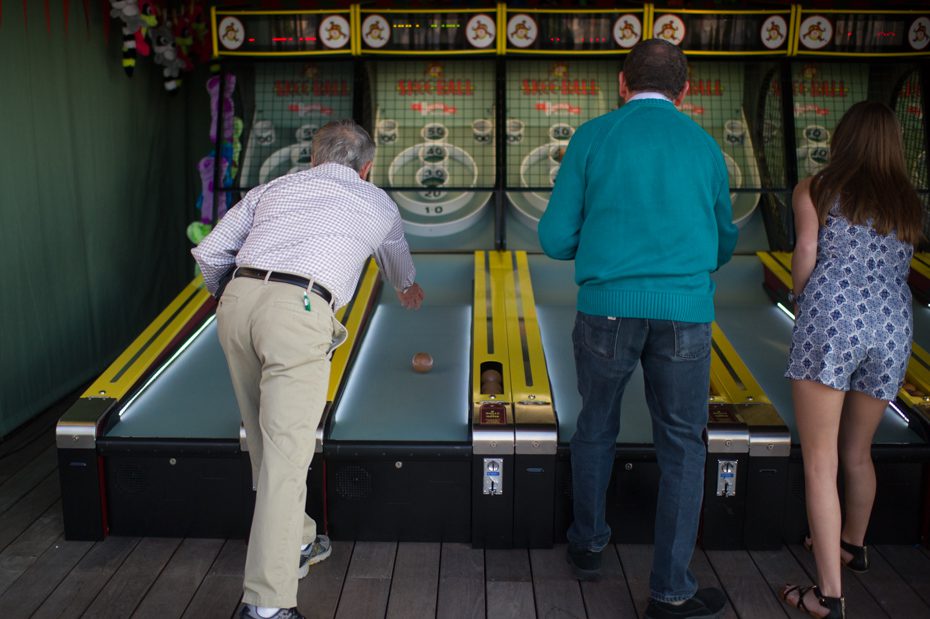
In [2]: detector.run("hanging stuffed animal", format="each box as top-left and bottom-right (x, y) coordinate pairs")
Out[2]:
(230, 117), (244, 181)
(207, 74), (237, 144)
(149, 22), (187, 92)
(110, 0), (157, 76)
(187, 1), (213, 66)
(196, 155), (225, 224)
(171, 9), (195, 73)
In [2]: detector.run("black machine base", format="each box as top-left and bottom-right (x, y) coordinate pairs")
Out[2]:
(101, 446), (253, 539)
(325, 445), (471, 542)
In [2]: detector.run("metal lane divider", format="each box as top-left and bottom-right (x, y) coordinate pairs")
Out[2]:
(313, 259), (382, 534)
(56, 276), (214, 540)
(505, 251), (557, 548)
(472, 250), (516, 547)
(708, 322), (790, 549)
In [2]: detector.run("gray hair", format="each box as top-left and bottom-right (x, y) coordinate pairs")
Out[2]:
(311, 119), (376, 171)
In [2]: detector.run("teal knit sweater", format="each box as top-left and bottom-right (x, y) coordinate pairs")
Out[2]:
(538, 98), (739, 323)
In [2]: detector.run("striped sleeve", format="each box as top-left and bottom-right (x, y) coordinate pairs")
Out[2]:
(373, 199), (416, 291)
(191, 188), (261, 295)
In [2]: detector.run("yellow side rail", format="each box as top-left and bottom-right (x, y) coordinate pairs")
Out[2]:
(473, 251), (514, 412)
(83, 277), (212, 401)
(326, 259), (381, 402)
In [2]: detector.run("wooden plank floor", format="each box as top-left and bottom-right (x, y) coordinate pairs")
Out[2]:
(1, 401), (929, 618)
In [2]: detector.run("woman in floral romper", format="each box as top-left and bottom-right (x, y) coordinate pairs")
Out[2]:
(781, 101), (923, 619)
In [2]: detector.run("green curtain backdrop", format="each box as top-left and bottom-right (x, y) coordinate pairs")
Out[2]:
(0, 3), (209, 436)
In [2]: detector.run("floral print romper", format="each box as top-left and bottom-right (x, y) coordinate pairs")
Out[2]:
(785, 202), (913, 400)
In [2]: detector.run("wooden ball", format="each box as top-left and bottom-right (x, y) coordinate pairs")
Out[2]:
(411, 352), (433, 373)
(480, 369), (503, 383)
(481, 380), (503, 395)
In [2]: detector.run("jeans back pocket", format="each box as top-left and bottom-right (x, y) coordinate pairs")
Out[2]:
(672, 321), (711, 360)
(578, 313), (621, 360)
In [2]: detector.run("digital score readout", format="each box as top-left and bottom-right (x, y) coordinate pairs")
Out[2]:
(798, 13), (930, 53)
(505, 13), (643, 51)
(217, 14), (352, 53)
(360, 12), (498, 51)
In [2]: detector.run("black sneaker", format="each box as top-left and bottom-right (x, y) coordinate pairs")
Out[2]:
(644, 587), (727, 619)
(240, 605), (306, 619)
(566, 545), (602, 581)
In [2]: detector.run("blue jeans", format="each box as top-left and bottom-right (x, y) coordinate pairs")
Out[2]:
(567, 312), (711, 603)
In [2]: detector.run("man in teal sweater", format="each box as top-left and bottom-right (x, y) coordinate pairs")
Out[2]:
(539, 40), (738, 619)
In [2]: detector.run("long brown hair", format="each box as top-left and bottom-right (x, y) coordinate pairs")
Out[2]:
(809, 100), (923, 245)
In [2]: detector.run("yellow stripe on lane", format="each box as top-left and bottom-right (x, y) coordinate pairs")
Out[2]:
(327, 259), (381, 402)
(83, 277), (212, 401)
(757, 251), (793, 290)
(509, 252), (554, 407)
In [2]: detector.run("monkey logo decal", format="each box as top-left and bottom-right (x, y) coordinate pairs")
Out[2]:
(506, 14), (538, 48)
(466, 15), (496, 49)
(362, 14), (391, 49)
(217, 16), (245, 50)
(799, 16), (833, 50)
(612, 15), (642, 49)
(760, 16), (788, 50)
(652, 15), (685, 46)
(909, 17), (930, 51)
(318, 15), (350, 49)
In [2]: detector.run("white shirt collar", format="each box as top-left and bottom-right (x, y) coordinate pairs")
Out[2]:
(627, 92), (672, 102)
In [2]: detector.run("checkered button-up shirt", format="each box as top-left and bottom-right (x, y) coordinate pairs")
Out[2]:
(192, 162), (416, 308)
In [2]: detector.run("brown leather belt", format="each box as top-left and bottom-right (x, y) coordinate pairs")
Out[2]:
(234, 267), (332, 304)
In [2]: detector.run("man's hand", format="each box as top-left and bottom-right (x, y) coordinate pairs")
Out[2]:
(397, 283), (424, 310)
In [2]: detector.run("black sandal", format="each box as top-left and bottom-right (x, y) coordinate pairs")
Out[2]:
(840, 539), (869, 572)
(802, 534), (870, 573)
(781, 584), (846, 619)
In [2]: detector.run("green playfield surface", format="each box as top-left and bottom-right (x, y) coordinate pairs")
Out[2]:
(238, 62), (354, 189)
(369, 60), (497, 241)
(505, 61), (764, 235)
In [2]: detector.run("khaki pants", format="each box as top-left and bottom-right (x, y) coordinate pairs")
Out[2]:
(217, 276), (346, 608)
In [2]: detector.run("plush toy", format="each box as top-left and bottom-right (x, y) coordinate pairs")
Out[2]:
(230, 117), (245, 181)
(196, 155), (231, 224)
(186, 221), (212, 245)
(110, 0), (157, 76)
(207, 74), (237, 144)
(149, 23), (187, 92)
(186, 1), (213, 66)
(170, 9), (196, 73)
